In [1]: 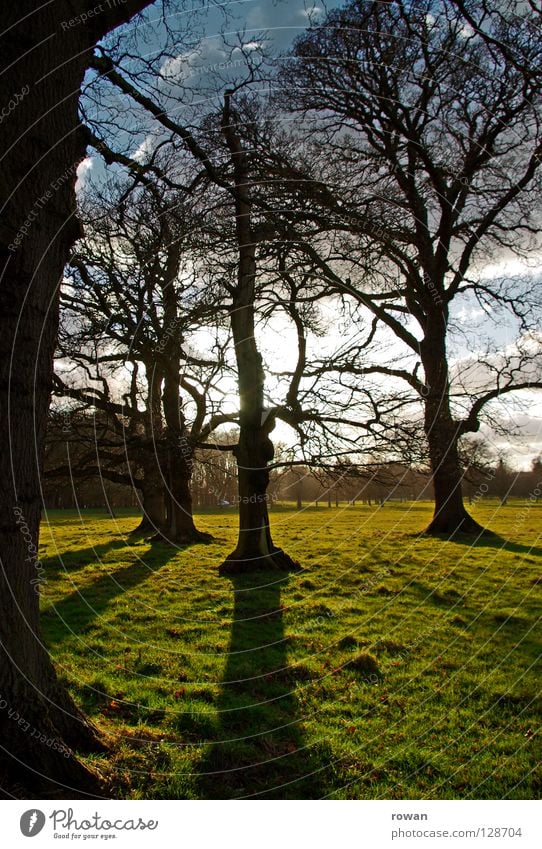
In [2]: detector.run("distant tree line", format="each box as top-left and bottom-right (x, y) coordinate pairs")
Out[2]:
(43, 417), (542, 510)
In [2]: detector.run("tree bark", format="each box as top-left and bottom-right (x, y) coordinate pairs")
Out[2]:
(420, 330), (487, 536)
(144, 229), (210, 546)
(160, 443), (210, 544)
(219, 95), (298, 575)
(0, 0), (151, 797)
(138, 487), (166, 533)
(133, 460), (166, 535)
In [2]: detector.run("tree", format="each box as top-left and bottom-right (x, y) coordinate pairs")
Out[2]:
(491, 455), (515, 505)
(215, 93), (301, 571)
(0, 0), (154, 797)
(43, 407), (143, 511)
(81, 53), (337, 571)
(56, 182), (233, 543)
(81, 33), (427, 565)
(277, 0), (542, 535)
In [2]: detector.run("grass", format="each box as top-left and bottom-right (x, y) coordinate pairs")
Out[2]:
(38, 500), (542, 799)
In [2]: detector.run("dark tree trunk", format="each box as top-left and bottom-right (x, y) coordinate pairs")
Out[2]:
(223, 408), (286, 568)
(0, 0), (151, 797)
(148, 232), (210, 547)
(138, 486), (166, 533)
(219, 95), (298, 575)
(160, 446), (210, 545)
(134, 462), (166, 536)
(133, 370), (166, 535)
(421, 331), (487, 536)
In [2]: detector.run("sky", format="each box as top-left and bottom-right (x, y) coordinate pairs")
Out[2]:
(74, 0), (542, 472)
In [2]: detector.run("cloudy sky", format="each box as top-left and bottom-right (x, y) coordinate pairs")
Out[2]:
(78, 0), (542, 471)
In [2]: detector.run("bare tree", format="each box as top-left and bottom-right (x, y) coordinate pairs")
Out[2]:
(56, 181), (234, 543)
(275, 0), (542, 535)
(80, 49), (357, 571)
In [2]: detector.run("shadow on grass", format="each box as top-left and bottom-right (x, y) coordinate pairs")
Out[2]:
(197, 572), (332, 799)
(41, 541), (178, 647)
(42, 536), (141, 576)
(411, 530), (542, 558)
(459, 536), (542, 557)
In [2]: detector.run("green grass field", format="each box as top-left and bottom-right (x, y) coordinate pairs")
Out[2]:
(38, 500), (541, 799)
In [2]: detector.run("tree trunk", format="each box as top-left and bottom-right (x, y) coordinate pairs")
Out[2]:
(219, 95), (298, 575)
(134, 464), (166, 535)
(421, 332), (487, 536)
(159, 446), (211, 545)
(139, 487), (166, 532)
(155, 372), (209, 546)
(222, 409), (291, 570)
(150, 236), (210, 546)
(0, 0), (151, 798)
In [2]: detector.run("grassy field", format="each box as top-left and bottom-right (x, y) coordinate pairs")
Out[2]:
(38, 500), (541, 799)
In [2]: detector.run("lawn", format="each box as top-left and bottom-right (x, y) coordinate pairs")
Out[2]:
(38, 500), (541, 799)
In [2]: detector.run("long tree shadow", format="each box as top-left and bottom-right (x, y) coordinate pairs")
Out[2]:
(41, 541), (178, 647)
(197, 572), (332, 799)
(426, 533), (542, 558)
(471, 538), (542, 557)
(41, 536), (141, 576)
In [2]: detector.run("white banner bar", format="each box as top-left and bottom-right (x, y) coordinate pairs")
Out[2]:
(3, 800), (540, 848)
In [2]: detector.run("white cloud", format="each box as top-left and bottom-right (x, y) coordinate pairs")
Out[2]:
(75, 157), (93, 194)
(160, 38), (230, 83)
(131, 134), (155, 164)
(479, 255), (542, 281)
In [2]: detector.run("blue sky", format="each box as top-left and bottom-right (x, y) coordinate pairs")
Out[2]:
(78, 0), (542, 470)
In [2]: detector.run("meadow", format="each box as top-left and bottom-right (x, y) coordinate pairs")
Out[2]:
(38, 500), (541, 799)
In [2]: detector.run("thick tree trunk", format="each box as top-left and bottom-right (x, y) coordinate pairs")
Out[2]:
(149, 234), (210, 547)
(134, 467), (166, 535)
(0, 0), (151, 797)
(421, 332), (487, 536)
(222, 410), (290, 570)
(159, 446), (211, 545)
(133, 372), (167, 535)
(219, 95), (298, 575)
(139, 488), (166, 533)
